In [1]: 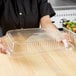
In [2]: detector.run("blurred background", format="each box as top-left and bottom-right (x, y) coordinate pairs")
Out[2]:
(48, 0), (76, 7)
(48, 0), (76, 28)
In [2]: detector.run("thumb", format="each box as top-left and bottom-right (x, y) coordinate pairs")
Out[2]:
(0, 43), (7, 54)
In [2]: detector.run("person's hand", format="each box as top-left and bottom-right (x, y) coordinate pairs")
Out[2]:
(44, 28), (73, 47)
(62, 32), (72, 43)
(0, 38), (7, 54)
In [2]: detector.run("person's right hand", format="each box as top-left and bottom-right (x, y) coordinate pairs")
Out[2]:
(0, 38), (7, 54)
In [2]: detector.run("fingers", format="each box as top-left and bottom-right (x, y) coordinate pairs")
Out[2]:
(63, 32), (72, 43)
(0, 38), (7, 54)
(0, 48), (7, 54)
(56, 32), (74, 48)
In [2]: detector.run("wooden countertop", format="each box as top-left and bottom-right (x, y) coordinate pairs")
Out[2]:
(0, 48), (76, 76)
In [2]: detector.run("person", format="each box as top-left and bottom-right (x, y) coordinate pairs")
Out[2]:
(0, 0), (71, 54)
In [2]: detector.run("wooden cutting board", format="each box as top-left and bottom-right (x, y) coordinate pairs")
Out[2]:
(0, 47), (76, 76)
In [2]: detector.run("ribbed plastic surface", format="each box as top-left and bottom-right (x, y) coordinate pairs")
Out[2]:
(5, 28), (75, 57)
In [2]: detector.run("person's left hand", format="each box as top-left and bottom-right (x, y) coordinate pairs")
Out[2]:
(44, 28), (73, 48)
(62, 32), (72, 43)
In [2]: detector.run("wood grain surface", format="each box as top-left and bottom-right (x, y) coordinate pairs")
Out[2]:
(1, 32), (76, 76)
(0, 47), (76, 76)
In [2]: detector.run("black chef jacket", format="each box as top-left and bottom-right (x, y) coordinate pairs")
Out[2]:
(0, 0), (55, 35)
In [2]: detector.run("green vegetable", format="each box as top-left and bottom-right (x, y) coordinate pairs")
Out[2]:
(64, 21), (76, 33)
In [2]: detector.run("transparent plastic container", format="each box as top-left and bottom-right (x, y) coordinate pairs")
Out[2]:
(4, 28), (75, 57)
(63, 27), (76, 46)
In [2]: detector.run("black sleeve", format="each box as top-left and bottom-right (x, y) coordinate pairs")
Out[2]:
(0, 0), (4, 17)
(0, 0), (3, 10)
(39, 0), (55, 18)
